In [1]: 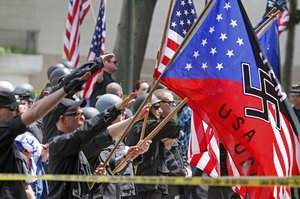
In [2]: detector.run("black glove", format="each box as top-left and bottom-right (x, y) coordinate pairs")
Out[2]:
(63, 57), (104, 84)
(63, 77), (84, 94)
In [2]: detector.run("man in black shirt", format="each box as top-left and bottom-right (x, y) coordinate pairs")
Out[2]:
(89, 55), (119, 107)
(0, 76), (86, 198)
(47, 94), (149, 199)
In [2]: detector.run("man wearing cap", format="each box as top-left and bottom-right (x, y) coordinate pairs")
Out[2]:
(47, 93), (150, 199)
(126, 94), (180, 199)
(0, 74), (88, 198)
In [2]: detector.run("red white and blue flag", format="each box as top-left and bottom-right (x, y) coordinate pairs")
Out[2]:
(82, 0), (106, 99)
(64, 0), (90, 67)
(256, 16), (280, 79)
(265, 0), (289, 34)
(153, 0), (197, 78)
(159, 0), (300, 198)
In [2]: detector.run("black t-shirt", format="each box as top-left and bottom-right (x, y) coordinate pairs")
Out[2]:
(47, 106), (119, 199)
(89, 71), (115, 107)
(0, 116), (28, 199)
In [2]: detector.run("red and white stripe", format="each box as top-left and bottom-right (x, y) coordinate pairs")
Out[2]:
(187, 111), (220, 178)
(154, 29), (184, 78)
(278, 10), (289, 34)
(64, 0), (90, 68)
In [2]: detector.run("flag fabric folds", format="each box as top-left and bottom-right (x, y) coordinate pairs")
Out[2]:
(82, 0), (106, 99)
(64, 0), (90, 67)
(187, 110), (220, 178)
(159, 0), (300, 197)
(153, 0), (197, 78)
(257, 18), (280, 79)
(265, 0), (289, 34)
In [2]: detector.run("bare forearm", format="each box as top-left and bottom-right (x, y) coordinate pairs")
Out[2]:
(107, 117), (134, 140)
(21, 88), (66, 126)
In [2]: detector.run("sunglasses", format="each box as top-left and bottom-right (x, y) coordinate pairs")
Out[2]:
(161, 100), (175, 105)
(63, 111), (83, 117)
(152, 105), (161, 110)
(108, 60), (118, 64)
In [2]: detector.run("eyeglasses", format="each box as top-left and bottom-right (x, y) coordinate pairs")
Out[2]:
(152, 105), (161, 110)
(63, 111), (83, 117)
(108, 60), (118, 64)
(161, 100), (175, 105)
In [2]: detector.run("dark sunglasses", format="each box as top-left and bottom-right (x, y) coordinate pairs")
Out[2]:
(161, 100), (175, 105)
(63, 111), (83, 117)
(152, 105), (161, 110)
(108, 60), (118, 64)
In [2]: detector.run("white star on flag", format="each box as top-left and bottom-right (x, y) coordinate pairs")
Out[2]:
(185, 63), (192, 70)
(224, 2), (231, 10)
(230, 19), (238, 28)
(210, 47), (217, 55)
(219, 33), (227, 41)
(201, 62), (208, 70)
(209, 26), (215, 34)
(226, 50), (234, 58)
(201, 39), (208, 46)
(236, 37), (244, 46)
(216, 63), (223, 70)
(193, 51), (199, 58)
(216, 14), (223, 21)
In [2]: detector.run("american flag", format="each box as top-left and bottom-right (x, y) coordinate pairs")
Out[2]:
(160, 0), (300, 197)
(82, 0), (106, 99)
(265, 0), (289, 34)
(64, 0), (90, 68)
(187, 111), (220, 178)
(153, 0), (197, 78)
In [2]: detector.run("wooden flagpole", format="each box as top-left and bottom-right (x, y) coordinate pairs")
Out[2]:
(139, 0), (174, 141)
(102, 0), (214, 168)
(113, 98), (188, 174)
(89, 0), (97, 24)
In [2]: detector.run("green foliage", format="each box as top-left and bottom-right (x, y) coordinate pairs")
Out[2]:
(0, 46), (31, 54)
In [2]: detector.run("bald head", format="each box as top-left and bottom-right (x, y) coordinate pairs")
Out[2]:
(106, 82), (123, 98)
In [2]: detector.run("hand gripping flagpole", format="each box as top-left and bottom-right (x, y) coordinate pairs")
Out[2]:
(112, 0), (216, 175)
(139, 0), (174, 141)
(112, 97), (188, 174)
(102, 0), (214, 170)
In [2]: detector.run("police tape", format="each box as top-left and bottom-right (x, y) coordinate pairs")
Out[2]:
(1, 174), (300, 187)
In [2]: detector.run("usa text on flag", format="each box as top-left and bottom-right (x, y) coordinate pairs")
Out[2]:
(82, 0), (106, 99)
(153, 0), (197, 78)
(64, 0), (90, 68)
(160, 0), (300, 197)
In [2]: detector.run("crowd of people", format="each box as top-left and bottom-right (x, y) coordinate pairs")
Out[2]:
(2, 54), (300, 199)
(0, 54), (208, 199)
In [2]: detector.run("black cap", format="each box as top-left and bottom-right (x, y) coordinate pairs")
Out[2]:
(60, 98), (86, 115)
(0, 91), (21, 109)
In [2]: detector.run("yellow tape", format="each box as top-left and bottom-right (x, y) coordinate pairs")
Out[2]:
(1, 174), (300, 187)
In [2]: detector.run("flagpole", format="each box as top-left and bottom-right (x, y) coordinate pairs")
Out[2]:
(102, 0), (213, 167)
(102, 79), (163, 167)
(139, 0), (174, 141)
(89, 0), (97, 24)
(255, 10), (280, 34)
(112, 98), (188, 174)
